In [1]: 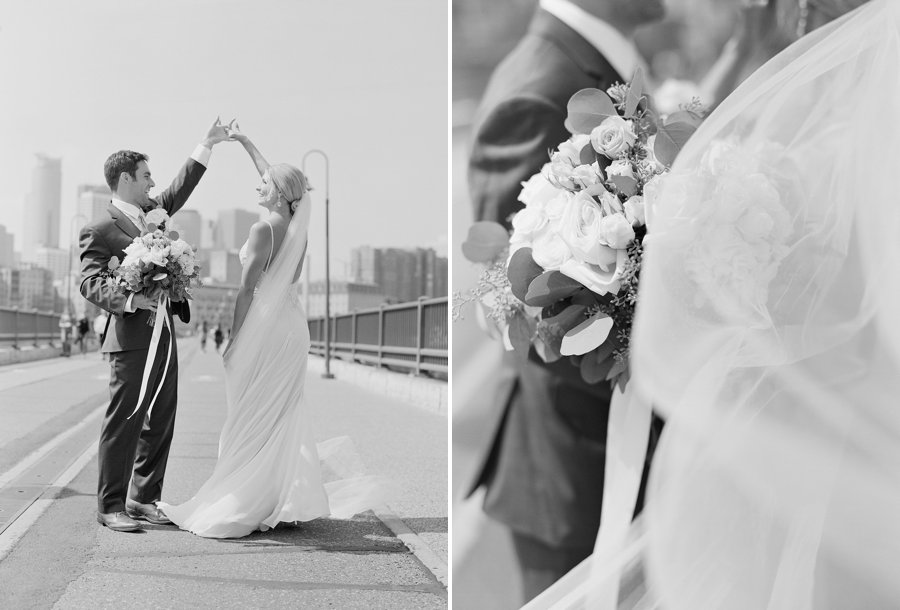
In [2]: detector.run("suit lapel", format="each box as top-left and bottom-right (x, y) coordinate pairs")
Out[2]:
(107, 203), (141, 240)
(529, 9), (626, 84)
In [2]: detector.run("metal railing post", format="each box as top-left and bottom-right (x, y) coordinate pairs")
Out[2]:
(13, 307), (19, 350)
(377, 305), (384, 370)
(351, 311), (357, 363)
(416, 297), (424, 376)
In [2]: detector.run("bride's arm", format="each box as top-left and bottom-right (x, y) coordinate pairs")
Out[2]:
(226, 222), (272, 351)
(228, 123), (270, 177)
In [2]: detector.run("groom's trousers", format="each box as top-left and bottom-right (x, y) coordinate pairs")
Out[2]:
(97, 327), (178, 514)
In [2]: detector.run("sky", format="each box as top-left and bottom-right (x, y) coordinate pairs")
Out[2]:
(0, 0), (448, 281)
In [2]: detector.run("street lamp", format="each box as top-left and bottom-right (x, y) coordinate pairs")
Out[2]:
(302, 149), (335, 380)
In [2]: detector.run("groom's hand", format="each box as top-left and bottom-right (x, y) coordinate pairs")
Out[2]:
(202, 117), (232, 148)
(132, 294), (159, 312)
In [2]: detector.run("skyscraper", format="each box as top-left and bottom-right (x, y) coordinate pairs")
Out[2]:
(351, 246), (380, 284)
(172, 209), (203, 249)
(349, 246), (449, 303)
(0, 225), (14, 268)
(23, 154), (62, 262)
(76, 184), (112, 225)
(214, 209), (259, 250)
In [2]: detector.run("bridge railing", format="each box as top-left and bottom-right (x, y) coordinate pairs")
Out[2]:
(0, 307), (61, 349)
(308, 296), (448, 377)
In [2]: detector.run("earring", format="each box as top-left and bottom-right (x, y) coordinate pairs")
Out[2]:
(276, 200), (283, 208)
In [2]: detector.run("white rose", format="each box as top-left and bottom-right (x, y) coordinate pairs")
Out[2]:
(530, 230), (573, 270)
(545, 157), (576, 189)
(556, 134), (591, 165)
(591, 116), (637, 159)
(145, 208), (169, 226)
(148, 246), (169, 267)
(606, 159), (635, 180)
(123, 242), (149, 259)
(559, 196), (603, 265)
(543, 190), (571, 223)
(519, 172), (558, 208)
(178, 252), (195, 272)
(624, 196), (646, 227)
(599, 213), (636, 249)
(559, 248), (628, 296)
(511, 206), (550, 243)
(598, 190), (624, 216)
(570, 163), (601, 189)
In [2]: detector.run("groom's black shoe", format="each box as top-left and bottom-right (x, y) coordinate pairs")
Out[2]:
(96, 511), (143, 532)
(125, 500), (173, 525)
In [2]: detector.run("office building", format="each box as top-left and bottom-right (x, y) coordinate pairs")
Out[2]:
(172, 210), (202, 249)
(302, 281), (385, 318)
(0, 225), (14, 268)
(76, 184), (112, 225)
(214, 209), (258, 250)
(22, 154), (62, 262)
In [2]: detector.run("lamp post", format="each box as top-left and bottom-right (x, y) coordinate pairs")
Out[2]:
(302, 149), (334, 379)
(65, 213), (88, 355)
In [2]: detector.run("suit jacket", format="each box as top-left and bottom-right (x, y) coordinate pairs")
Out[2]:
(79, 157), (204, 353)
(466, 9), (628, 548)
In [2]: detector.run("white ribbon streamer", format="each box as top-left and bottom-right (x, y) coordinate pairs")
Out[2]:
(128, 294), (171, 420)
(586, 382), (652, 610)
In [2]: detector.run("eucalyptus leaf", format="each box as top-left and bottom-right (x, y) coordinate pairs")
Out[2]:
(524, 271), (585, 307)
(535, 335), (563, 363)
(579, 142), (597, 166)
(654, 121), (696, 168)
(507, 248), (545, 302)
(624, 69), (645, 118)
(606, 358), (628, 381)
(580, 349), (616, 385)
(560, 313), (614, 356)
(508, 311), (536, 361)
(610, 174), (638, 197)
(566, 88), (617, 134)
(461, 221), (511, 263)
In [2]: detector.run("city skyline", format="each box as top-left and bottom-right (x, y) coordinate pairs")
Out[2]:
(0, 0), (448, 282)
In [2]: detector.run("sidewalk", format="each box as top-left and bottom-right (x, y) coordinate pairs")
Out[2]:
(0, 341), (447, 609)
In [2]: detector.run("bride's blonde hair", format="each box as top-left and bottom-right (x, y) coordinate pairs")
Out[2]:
(269, 164), (313, 215)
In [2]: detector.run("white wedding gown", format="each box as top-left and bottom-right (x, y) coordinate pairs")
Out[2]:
(159, 197), (388, 538)
(526, 1), (900, 608)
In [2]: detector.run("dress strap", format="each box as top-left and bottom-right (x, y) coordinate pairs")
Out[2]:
(264, 221), (274, 272)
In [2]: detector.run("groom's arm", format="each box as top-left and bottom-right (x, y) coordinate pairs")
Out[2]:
(153, 119), (230, 216)
(78, 226), (130, 316)
(151, 146), (209, 217)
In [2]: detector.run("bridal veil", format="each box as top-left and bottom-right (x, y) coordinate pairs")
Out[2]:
(528, 0), (900, 607)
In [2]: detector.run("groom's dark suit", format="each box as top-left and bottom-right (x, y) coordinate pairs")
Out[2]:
(79, 157), (203, 514)
(467, 9), (658, 600)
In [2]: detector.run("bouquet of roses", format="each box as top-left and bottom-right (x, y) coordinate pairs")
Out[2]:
(456, 71), (702, 389)
(106, 207), (201, 320)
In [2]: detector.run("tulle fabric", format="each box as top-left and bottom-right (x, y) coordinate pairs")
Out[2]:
(160, 194), (390, 538)
(526, 1), (900, 607)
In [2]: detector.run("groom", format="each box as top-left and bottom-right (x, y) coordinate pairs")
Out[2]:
(79, 118), (230, 532)
(467, 0), (665, 602)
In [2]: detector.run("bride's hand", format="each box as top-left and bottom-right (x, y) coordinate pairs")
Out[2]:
(225, 119), (248, 143)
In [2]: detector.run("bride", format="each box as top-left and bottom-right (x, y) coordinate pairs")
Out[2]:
(158, 126), (387, 538)
(527, 0), (900, 608)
